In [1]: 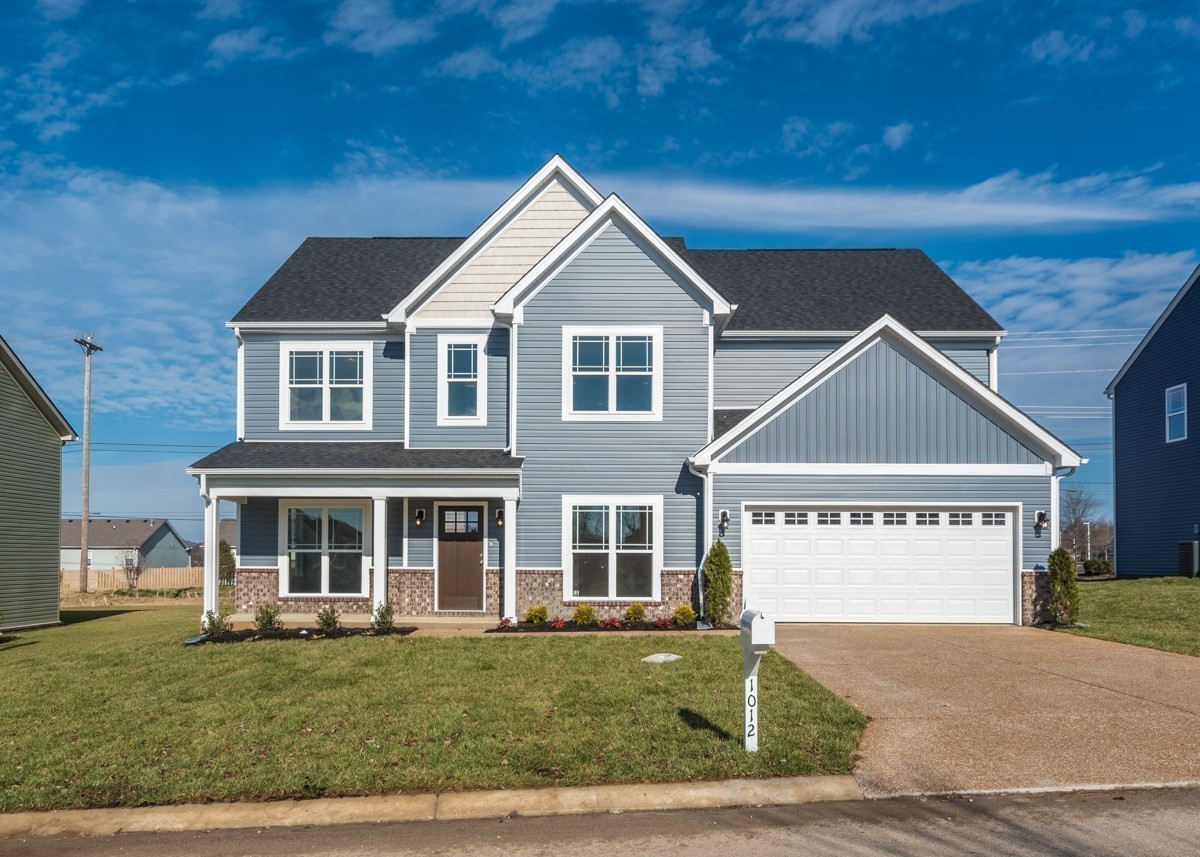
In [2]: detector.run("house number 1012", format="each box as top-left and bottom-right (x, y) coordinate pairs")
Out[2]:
(745, 674), (759, 752)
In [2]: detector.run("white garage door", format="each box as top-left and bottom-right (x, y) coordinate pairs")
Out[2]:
(742, 507), (1016, 623)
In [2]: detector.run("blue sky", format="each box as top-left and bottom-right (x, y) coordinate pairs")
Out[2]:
(3, 0), (1199, 539)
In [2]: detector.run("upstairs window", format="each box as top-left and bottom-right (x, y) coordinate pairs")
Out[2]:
(562, 326), (662, 421)
(279, 343), (372, 429)
(1166, 384), (1187, 443)
(437, 334), (488, 426)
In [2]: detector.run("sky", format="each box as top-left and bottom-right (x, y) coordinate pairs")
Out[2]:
(3, 0), (1199, 541)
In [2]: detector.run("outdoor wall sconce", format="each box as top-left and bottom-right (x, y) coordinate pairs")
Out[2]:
(414, 508), (426, 527)
(495, 508), (504, 528)
(1034, 510), (1049, 539)
(719, 509), (731, 536)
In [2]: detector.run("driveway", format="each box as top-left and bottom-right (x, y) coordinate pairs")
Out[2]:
(773, 624), (1200, 797)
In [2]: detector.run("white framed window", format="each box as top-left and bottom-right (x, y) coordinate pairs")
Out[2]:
(561, 326), (663, 421)
(562, 495), (663, 601)
(751, 511), (776, 526)
(277, 502), (371, 597)
(437, 333), (488, 427)
(916, 512), (940, 526)
(850, 512), (874, 526)
(883, 512), (907, 526)
(949, 512), (973, 526)
(981, 512), (1006, 526)
(817, 511), (841, 525)
(278, 342), (373, 430)
(783, 511), (808, 526)
(1166, 383), (1187, 443)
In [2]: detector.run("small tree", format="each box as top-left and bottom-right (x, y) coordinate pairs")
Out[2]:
(218, 539), (236, 586)
(122, 548), (143, 591)
(1047, 547), (1080, 626)
(702, 539), (733, 626)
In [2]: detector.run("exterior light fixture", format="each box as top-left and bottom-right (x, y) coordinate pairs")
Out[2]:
(719, 509), (731, 535)
(414, 508), (426, 527)
(495, 508), (504, 528)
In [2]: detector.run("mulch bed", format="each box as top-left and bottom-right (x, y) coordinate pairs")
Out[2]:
(189, 626), (418, 645)
(486, 620), (736, 633)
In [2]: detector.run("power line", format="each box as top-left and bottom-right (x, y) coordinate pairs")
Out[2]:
(1001, 342), (1140, 350)
(1006, 327), (1147, 335)
(1003, 368), (1117, 375)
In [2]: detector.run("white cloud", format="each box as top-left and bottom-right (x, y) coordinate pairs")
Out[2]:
(882, 120), (913, 150)
(491, 0), (564, 46)
(1029, 29), (1096, 64)
(436, 37), (626, 106)
(325, 0), (438, 55)
(36, 0), (86, 21)
(197, 0), (244, 20)
(782, 117), (854, 157)
(1123, 9), (1147, 39)
(206, 27), (300, 67)
(742, 0), (975, 45)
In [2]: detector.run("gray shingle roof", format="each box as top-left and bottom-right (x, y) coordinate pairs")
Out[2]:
(714, 409), (755, 440)
(191, 442), (522, 471)
(61, 518), (177, 549)
(229, 238), (1002, 333)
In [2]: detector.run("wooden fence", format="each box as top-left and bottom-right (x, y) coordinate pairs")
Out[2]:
(60, 566), (203, 592)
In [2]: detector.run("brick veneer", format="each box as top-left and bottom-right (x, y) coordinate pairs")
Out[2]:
(514, 569), (743, 621)
(1021, 570), (1051, 625)
(234, 568), (375, 614)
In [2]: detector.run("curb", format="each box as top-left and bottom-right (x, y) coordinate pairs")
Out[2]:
(864, 780), (1200, 800)
(0, 775), (862, 840)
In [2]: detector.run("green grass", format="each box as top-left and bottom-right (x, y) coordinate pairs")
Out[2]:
(1065, 577), (1200, 657)
(0, 607), (864, 812)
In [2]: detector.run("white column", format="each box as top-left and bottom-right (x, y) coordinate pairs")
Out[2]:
(503, 497), (517, 621)
(202, 497), (219, 624)
(373, 497), (388, 614)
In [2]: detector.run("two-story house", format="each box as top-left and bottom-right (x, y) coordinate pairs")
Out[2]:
(189, 156), (1081, 627)
(1106, 264), (1200, 576)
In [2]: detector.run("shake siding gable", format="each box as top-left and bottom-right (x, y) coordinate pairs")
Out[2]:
(408, 326), (508, 448)
(0, 359), (62, 630)
(242, 334), (405, 441)
(516, 222), (710, 570)
(1113, 277), (1200, 575)
(723, 339), (1040, 465)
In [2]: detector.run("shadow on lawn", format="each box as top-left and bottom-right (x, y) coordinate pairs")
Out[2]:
(0, 634), (37, 651)
(678, 707), (734, 741)
(59, 609), (138, 626)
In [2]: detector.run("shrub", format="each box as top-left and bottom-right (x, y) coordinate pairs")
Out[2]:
(524, 604), (549, 624)
(624, 602), (647, 623)
(702, 539), (734, 626)
(1047, 547), (1080, 626)
(551, 617), (566, 630)
(571, 603), (597, 625)
(1083, 557), (1113, 577)
(254, 603), (283, 632)
(202, 610), (230, 634)
(599, 616), (622, 629)
(654, 616), (673, 629)
(371, 602), (395, 631)
(315, 605), (341, 634)
(673, 604), (697, 625)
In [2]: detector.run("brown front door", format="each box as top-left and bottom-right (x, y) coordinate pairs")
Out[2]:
(437, 505), (485, 611)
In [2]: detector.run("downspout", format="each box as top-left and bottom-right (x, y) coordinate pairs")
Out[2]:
(688, 461), (709, 619)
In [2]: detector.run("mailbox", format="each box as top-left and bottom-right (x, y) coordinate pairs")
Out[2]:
(740, 608), (775, 653)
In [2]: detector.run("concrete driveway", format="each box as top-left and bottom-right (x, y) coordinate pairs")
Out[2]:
(774, 624), (1200, 797)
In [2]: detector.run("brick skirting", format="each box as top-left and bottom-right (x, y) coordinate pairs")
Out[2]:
(1021, 570), (1052, 625)
(234, 568), (376, 615)
(515, 568), (743, 621)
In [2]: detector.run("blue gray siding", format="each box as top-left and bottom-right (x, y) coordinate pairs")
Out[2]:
(239, 499), (278, 566)
(515, 222), (709, 570)
(242, 334), (405, 441)
(402, 498), (504, 567)
(724, 339), (1039, 464)
(711, 474), (1054, 571)
(141, 526), (192, 568)
(408, 326), (508, 448)
(0, 359), (62, 630)
(1113, 279), (1200, 575)
(714, 339), (992, 408)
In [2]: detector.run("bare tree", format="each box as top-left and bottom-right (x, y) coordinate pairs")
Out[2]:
(1060, 486), (1101, 560)
(122, 546), (144, 591)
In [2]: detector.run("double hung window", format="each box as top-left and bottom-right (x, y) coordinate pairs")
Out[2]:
(281, 504), (368, 597)
(564, 496), (662, 600)
(438, 334), (488, 426)
(562, 327), (662, 420)
(1166, 384), (1187, 442)
(279, 343), (372, 429)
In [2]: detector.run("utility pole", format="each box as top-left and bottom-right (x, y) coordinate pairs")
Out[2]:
(74, 334), (103, 593)
(1085, 521), (1091, 561)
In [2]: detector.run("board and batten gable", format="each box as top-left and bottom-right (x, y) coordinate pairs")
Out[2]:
(721, 339), (1040, 465)
(241, 333), (405, 441)
(714, 338), (994, 409)
(1112, 275), (1200, 575)
(407, 326), (508, 448)
(0, 358), (63, 630)
(515, 221), (711, 570)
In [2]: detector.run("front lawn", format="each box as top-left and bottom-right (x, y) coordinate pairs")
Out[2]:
(0, 607), (864, 812)
(1065, 577), (1200, 657)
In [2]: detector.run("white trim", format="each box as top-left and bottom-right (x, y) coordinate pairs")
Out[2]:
(509, 322), (519, 454)
(436, 333), (489, 427)
(561, 494), (664, 603)
(235, 327), (245, 440)
(190, 467), (523, 478)
(492, 195), (733, 320)
(1166, 382), (1188, 443)
(234, 499), (243, 569)
(208, 484), (520, 501)
(432, 500), (490, 613)
(277, 341), (374, 431)
(719, 329), (1008, 339)
(709, 463), (1053, 476)
(707, 311), (715, 441)
(403, 328), (410, 448)
(202, 498), (219, 622)
(1107, 263), (1200, 395)
(1050, 475), (1061, 552)
(227, 321), (388, 331)
(691, 314), (1082, 469)
(988, 345), (998, 392)
(276, 499), (373, 599)
(402, 497), (409, 568)
(372, 497), (387, 612)
(409, 318), (498, 330)
(502, 497), (517, 621)
(560, 325), (664, 422)
(387, 155), (603, 325)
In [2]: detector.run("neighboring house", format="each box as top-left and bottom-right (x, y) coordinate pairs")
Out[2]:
(189, 156), (1082, 626)
(0, 333), (76, 631)
(1106, 264), (1200, 576)
(188, 519), (237, 568)
(61, 518), (192, 571)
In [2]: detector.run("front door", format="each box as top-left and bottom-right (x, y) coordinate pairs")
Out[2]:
(437, 505), (485, 610)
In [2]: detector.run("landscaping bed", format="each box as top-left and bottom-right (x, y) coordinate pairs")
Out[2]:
(198, 626), (418, 644)
(488, 620), (736, 633)
(1064, 577), (1200, 657)
(0, 606), (864, 812)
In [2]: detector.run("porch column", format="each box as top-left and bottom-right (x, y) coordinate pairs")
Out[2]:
(373, 497), (388, 614)
(202, 496), (219, 625)
(503, 497), (517, 621)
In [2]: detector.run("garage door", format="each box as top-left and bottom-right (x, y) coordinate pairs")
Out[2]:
(742, 507), (1016, 623)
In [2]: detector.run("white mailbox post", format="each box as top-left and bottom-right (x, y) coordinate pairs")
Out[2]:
(739, 608), (775, 752)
